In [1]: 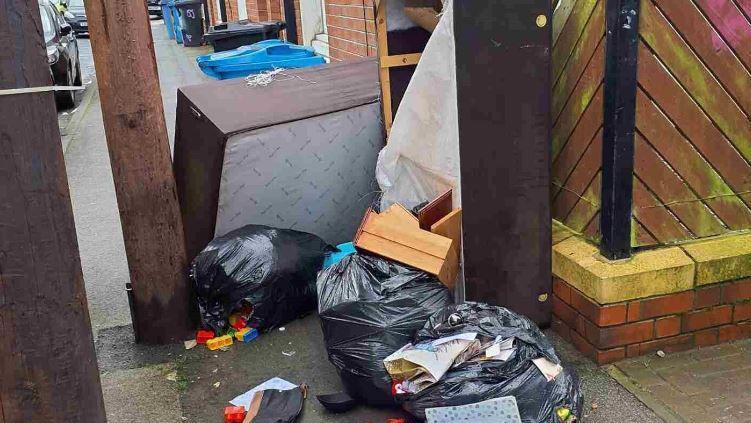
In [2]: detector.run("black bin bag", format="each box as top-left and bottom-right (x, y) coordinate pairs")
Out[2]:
(191, 225), (334, 333)
(317, 253), (453, 406)
(402, 302), (584, 422)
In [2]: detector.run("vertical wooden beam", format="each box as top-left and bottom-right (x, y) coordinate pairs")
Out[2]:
(84, 0), (195, 343)
(456, 1), (553, 325)
(600, 0), (640, 260)
(376, 0), (393, 134)
(0, 0), (106, 420)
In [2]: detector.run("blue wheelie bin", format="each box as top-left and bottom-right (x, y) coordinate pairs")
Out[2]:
(167, 0), (183, 44)
(196, 40), (326, 80)
(161, 0), (175, 39)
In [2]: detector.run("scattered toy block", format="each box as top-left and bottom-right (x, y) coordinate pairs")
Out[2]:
(229, 314), (247, 330)
(238, 328), (259, 343)
(207, 335), (233, 350)
(235, 327), (251, 341)
(196, 330), (215, 345)
(224, 406), (246, 423)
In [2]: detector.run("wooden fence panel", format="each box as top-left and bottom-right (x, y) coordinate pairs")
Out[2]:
(633, 0), (751, 247)
(551, 0), (604, 242)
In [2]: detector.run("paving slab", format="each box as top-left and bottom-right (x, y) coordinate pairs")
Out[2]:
(101, 365), (184, 423)
(614, 339), (751, 422)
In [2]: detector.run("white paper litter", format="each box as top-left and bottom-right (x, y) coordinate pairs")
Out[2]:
(229, 377), (298, 410)
(384, 333), (479, 393)
(532, 357), (563, 382)
(432, 332), (478, 346)
(485, 337), (515, 361)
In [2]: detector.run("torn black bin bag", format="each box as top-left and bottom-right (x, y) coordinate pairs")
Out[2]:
(246, 386), (306, 423)
(317, 253), (453, 406)
(402, 302), (584, 422)
(191, 224), (334, 333)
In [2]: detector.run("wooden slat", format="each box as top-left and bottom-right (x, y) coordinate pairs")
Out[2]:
(654, 0), (751, 117)
(633, 218), (658, 246)
(632, 177), (694, 243)
(553, 132), (602, 221)
(638, 44), (751, 197)
(583, 211), (601, 241)
(553, 0), (599, 81)
(380, 53), (422, 68)
(636, 89), (751, 229)
(694, 0), (751, 71)
(564, 171), (601, 231)
(553, 0), (578, 46)
(552, 48), (603, 158)
(738, 0), (751, 18)
(553, 85), (602, 169)
(553, 13), (604, 121)
(553, 123), (602, 202)
(634, 134), (726, 237)
(640, 0), (751, 163)
(357, 232), (446, 274)
(376, 0), (393, 133)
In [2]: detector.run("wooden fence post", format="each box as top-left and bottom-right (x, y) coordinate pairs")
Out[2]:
(0, 0), (106, 420)
(84, 0), (195, 343)
(456, 0), (553, 326)
(600, 0), (640, 260)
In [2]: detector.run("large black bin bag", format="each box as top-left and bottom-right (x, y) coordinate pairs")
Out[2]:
(191, 224), (333, 333)
(317, 254), (453, 406)
(403, 302), (584, 422)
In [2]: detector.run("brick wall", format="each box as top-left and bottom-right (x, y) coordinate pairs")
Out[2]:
(325, 0), (378, 60)
(552, 277), (751, 364)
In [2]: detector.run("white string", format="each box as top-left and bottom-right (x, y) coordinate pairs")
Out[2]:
(0, 85), (86, 96)
(245, 68), (318, 87)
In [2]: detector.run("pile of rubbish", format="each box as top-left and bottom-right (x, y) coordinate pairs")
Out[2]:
(189, 224), (333, 350)
(190, 198), (582, 422)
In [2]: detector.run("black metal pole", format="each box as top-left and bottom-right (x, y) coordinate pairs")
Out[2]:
(218, 0), (227, 22)
(600, 0), (641, 260)
(282, 0), (298, 43)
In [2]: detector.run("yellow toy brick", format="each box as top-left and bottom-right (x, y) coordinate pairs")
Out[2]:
(206, 335), (233, 350)
(235, 327), (251, 342)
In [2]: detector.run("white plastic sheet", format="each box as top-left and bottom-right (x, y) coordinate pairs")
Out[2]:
(375, 0), (459, 210)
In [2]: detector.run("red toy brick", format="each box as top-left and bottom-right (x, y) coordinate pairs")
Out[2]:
(224, 406), (246, 423)
(196, 330), (215, 345)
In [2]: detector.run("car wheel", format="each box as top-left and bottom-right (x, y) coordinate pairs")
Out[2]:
(74, 60), (82, 86)
(55, 65), (76, 109)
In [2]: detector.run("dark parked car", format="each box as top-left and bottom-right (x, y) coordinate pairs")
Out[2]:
(40, 1), (82, 109)
(147, 0), (163, 17)
(61, 0), (88, 34)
